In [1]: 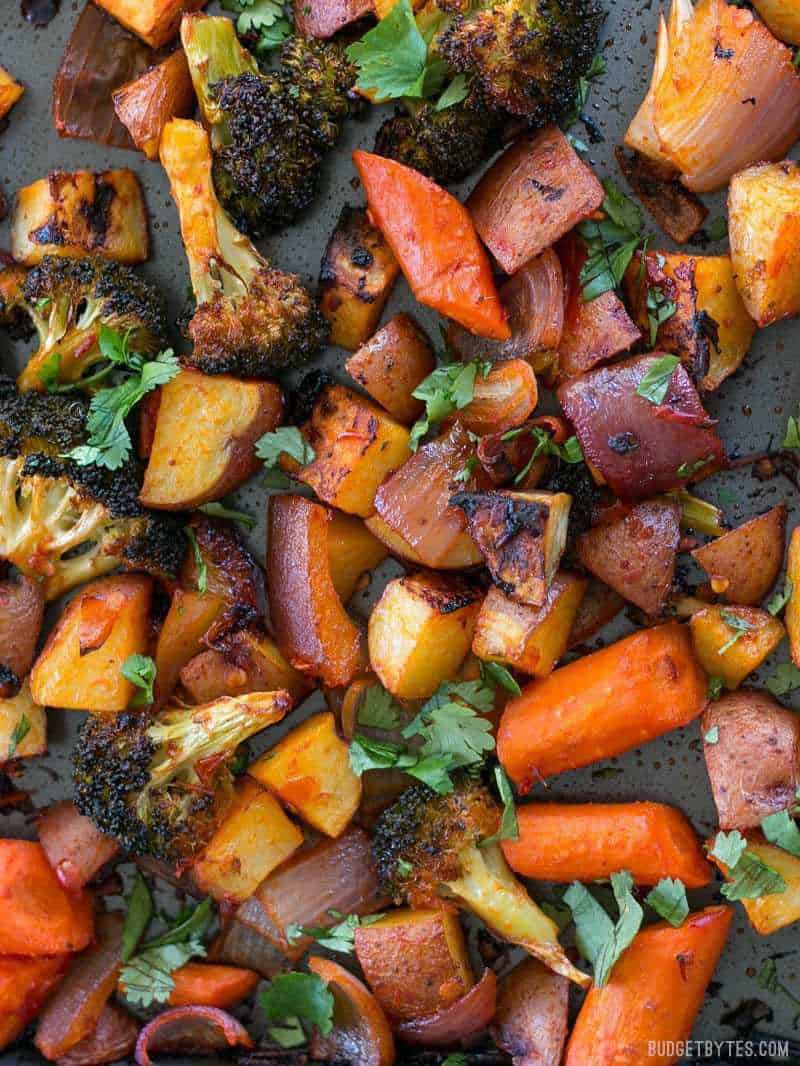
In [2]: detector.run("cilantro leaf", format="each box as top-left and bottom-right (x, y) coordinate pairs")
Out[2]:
(720, 851), (785, 901)
(707, 678), (724, 701)
(198, 501), (256, 530)
(442, 1056), (469, 1066)
(577, 180), (646, 301)
(409, 360), (490, 450)
(256, 426), (315, 467)
(357, 685), (403, 729)
(261, 972), (335, 1041)
(348, 735), (456, 794)
(500, 426), (583, 485)
(286, 911), (384, 954)
(121, 654), (157, 707)
(403, 679), (496, 767)
(646, 285), (677, 347)
(635, 355), (680, 405)
(122, 873), (154, 962)
(645, 877), (689, 927)
(563, 880), (614, 964)
(436, 74), (469, 111)
(185, 526), (208, 594)
(784, 410), (800, 450)
(718, 610), (755, 654)
(709, 830), (747, 868)
(480, 765), (519, 847)
(767, 579), (793, 616)
(6, 713), (30, 759)
(119, 897), (213, 1007)
(479, 660), (522, 696)
(761, 810), (800, 858)
(565, 871), (643, 986)
(767, 663), (800, 697)
(704, 724), (720, 744)
(346, 0), (440, 102)
(757, 958), (800, 1024)
(705, 216), (728, 242)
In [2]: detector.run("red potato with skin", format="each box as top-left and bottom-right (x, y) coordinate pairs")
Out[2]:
(38, 801), (119, 894)
(294, 0), (373, 37)
(0, 574), (44, 696)
(691, 504), (786, 604)
(702, 690), (800, 830)
(353, 150), (510, 340)
(491, 958), (569, 1066)
(467, 127), (604, 275)
(345, 314), (435, 424)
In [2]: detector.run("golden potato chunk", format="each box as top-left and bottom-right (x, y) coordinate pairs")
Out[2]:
(140, 370), (283, 510)
(473, 574), (587, 678)
(695, 257), (757, 391)
(112, 50), (196, 160)
(0, 67), (24, 122)
(690, 605), (785, 689)
(30, 575), (152, 714)
(192, 777), (303, 903)
(787, 527), (800, 667)
(729, 161), (800, 326)
(345, 314), (435, 424)
(691, 505), (786, 605)
(752, 0), (800, 45)
(179, 628), (312, 706)
(248, 712), (361, 838)
(327, 512), (389, 603)
(12, 169), (148, 266)
(94, 0), (208, 47)
(710, 833), (800, 934)
(0, 681), (46, 763)
(368, 572), (482, 699)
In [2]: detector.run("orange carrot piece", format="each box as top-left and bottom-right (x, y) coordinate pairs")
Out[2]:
(352, 150), (510, 341)
(0, 840), (94, 955)
(166, 963), (260, 1009)
(564, 906), (732, 1066)
(0, 955), (69, 1049)
(497, 622), (707, 790)
(502, 802), (712, 887)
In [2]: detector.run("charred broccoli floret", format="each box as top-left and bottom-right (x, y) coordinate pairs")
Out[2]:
(374, 102), (504, 185)
(162, 116), (328, 376)
(374, 778), (590, 986)
(0, 380), (185, 599)
(437, 0), (605, 122)
(3, 257), (168, 393)
(182, 14), (360, 237)
(0, 262), (34, 341)
(72, 691), (291, 861)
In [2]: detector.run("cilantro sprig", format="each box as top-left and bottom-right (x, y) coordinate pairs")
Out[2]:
(409, 360), (491, 451)
(717, 610), (755, 654)
(220, 0), (292, 53)
(256, 426), (316, 469)
(564, 870), (643, 986)
(260, 972), (334, 1049)
(7, 713), (30, 759)
(709, 831), (786, 901)
(346, 0), (447, 103)
(286, 910), (384, 954)
(577, 180), (648, 302)
(645, 285), (677, 347)
(644, 877), (689, 927)
(480, 765), (519, 847)
(500, 425), (583, 485)
(635, 354), (680, 405)
(121, 654), (157, 707)
(198, 501), (256, 530)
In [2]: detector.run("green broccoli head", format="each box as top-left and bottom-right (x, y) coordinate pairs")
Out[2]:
(374, 102), (504, 186)
(0, 380), (185, 599)
(373, 778), (590, 987)
(437, 0), (605, 122)
(15, 257), (168, 393)
(72, 692), (292, 862)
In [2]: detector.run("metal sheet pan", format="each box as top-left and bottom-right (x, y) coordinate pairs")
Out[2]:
(1, 0), (800, 1061)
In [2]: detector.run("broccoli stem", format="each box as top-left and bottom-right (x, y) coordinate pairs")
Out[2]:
(181, 15), (259, 145)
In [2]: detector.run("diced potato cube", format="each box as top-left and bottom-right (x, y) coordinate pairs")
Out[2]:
(787, 527), (800, 667)
(112, 50), (196, 160)
(192, 778), (303, 903)
(327, 513), (389, 603)
(695, 257), (757, 391)
(691, 505), (786, 605)
(354, 909), (473, 1020)
(12, 169), (149, 266)
(319, 207), (400, 350)
(345, 314), (435, 424)
(752, 0), (800, 45)
(473, 574), (587, 678)
(690, 605), (785, 689)
(30, 575), (152, 713)
(94, 0), (208, 48)
(368, 572), (482, 699)
(0, 67), (23, 122)
(248, 712), (360, 838)
(711, 834), (800, 934)
(180, 628), (312, 706)
(0, 681), (46, 762)
(729, 161), (800, 326)
(288, 384), (411, 517)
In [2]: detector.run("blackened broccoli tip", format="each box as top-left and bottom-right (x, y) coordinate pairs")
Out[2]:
(437, 0), (606, 122)
(72, 696), (288, 862)
(374, 103), (504, 186)
(12, 256), (168, 393)
(0, 262), (34, 340)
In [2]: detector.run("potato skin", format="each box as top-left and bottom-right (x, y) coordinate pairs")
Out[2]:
(113, 51), (195, 160)
(691, 504), (786, 605)
(345, 314), (435, 424)
(702, 690), (800, 830)
(491, 958), (568, 1066)
(0, 576), (45, 697)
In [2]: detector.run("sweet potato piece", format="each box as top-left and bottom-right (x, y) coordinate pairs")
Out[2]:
(567, 578), (625, 648)
(0, 680), (47, 762)
(11, 169), (148, 266)
(457, 360), (538, 437)
(192, 778), (303, 904)
(491, 958), (568, 1066)
(695, 256), (757, 391)
(113, 50), (195, 160)
(267, 495), (365, 688)
(690, 606), (785, 689)
(248, 712), (361, 838)
(0, 67), (23, 122)
(556, 232), (640, 380)
(691, 505), (786, 605)
(319, 207), (400, 350)
(140, 370), (283, 510)
(729, 161), (800, 325)
(345, 314), (435, 424)
(38, 801), (119, 894)
(452, 490), (571, 607)
(354, 909), (473, 1021)
(752, 0), (800, 44)
(294, 0), (372, 37)
(473, 575), (587, 678)
(30, 574), (152, 713)
(702, 689), (800, 830)
(615, 147), (707, 244)
(0, 574), (44, 697)
(368, 571), (482, 699)
(154, 588), (226, 704)
(557, 353), (725, 500)
(327, 512), (389, 603)
(373, 423), (487, 568)
(576, 499), (681, 615)
(287, 384), (410, 517)
(711, 833), (800, 934)
(94, 0), (208, 47)
(0, 956), (68, 1051)
(179, 628), (311, 706)
(467, 128), (604, 275)
(787, 527), (800, 667)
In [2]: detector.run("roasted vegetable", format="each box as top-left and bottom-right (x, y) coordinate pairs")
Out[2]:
(11, 170), (149, 267)
(72, 690), (291, 861)
(0, 574), (44, 698)
(327, 511), (389, 603)
(436, 0), (605, 122)
(94, 0), (207, 47)
(14, 255), (167, 393)
(691, 505), (786, 605)
(0, 66), (23, 122)
(112, 50), (196, 160)
(161, 117), (327, 376)
(308, 956), (396, 1066)
(373, 778), (590, 986)
(752, 0), (800, 45)
(615, 147), (708, 244)
(294, 0), (372, 37)
(689, 605), (784, 690)
(0, 681), (47, 763)
(345, 314), (435, 424)
(788, 526), (800, 668)
(0, 382), (185, 600)
(710, 834), (800, 935)
(491, 959), (568, 1066)
(182, 15), (361, 237)
(457, 360), (539, 437)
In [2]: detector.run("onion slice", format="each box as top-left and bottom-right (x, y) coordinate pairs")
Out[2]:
(308, 956), (395, 1066)
(395, 969), (497, 1047)
(56, 1004), (138, 1066)
(135, 1007), (254, 1065)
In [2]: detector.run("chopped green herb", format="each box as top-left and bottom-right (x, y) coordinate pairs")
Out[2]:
(562, 53), (606, 132)
(121, 873), (154, 963)
(704, 724), (720, 744)
(767, 579), (793, 616)
(645, 286), (677, 347)
(286, 911), (384, 954)
(635, 355), (680, 405)
(710, 831), (785, 901)
(718, 610), (755, 654)
(565, 870), (643, 987)
(480, 765), (519, 847)
(357, 684), (403, 730)
(767, 663), (800, 697)
(409, 360), (491, 451)
(441, 1055), (469, 1066)
(220, 0), (291, 52)
(500, 425), (583, 484)
(436, 74), (469, 111)
(397, 858), (413, 877)
(784, 410), (800, 450)
(256, 426), (315, 468)
(645, 877), (689, 927)
(6, 714), (30, 759)
(121, 654), (157, 707)
(198, 501), (256, 530)
(119, 898), (213, 1008)
(757, 958), (800, 1024)
(761, 810), (800, 858)
(346, 0), (445, 103)
(676, 455), (715, 479)
(184, 527), (208, 594)
(479, 660), (522, 696)
(577, 180), (647, 302)
(261, 972), (335, 1046)
(705, 217), (728, 242)
(707, 677), (724, 701)
(709, 830), (747, 868)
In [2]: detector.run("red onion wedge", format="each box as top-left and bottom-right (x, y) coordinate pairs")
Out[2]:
(135, 1006), (253, 1065)
(395, 969), (497, 1047)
